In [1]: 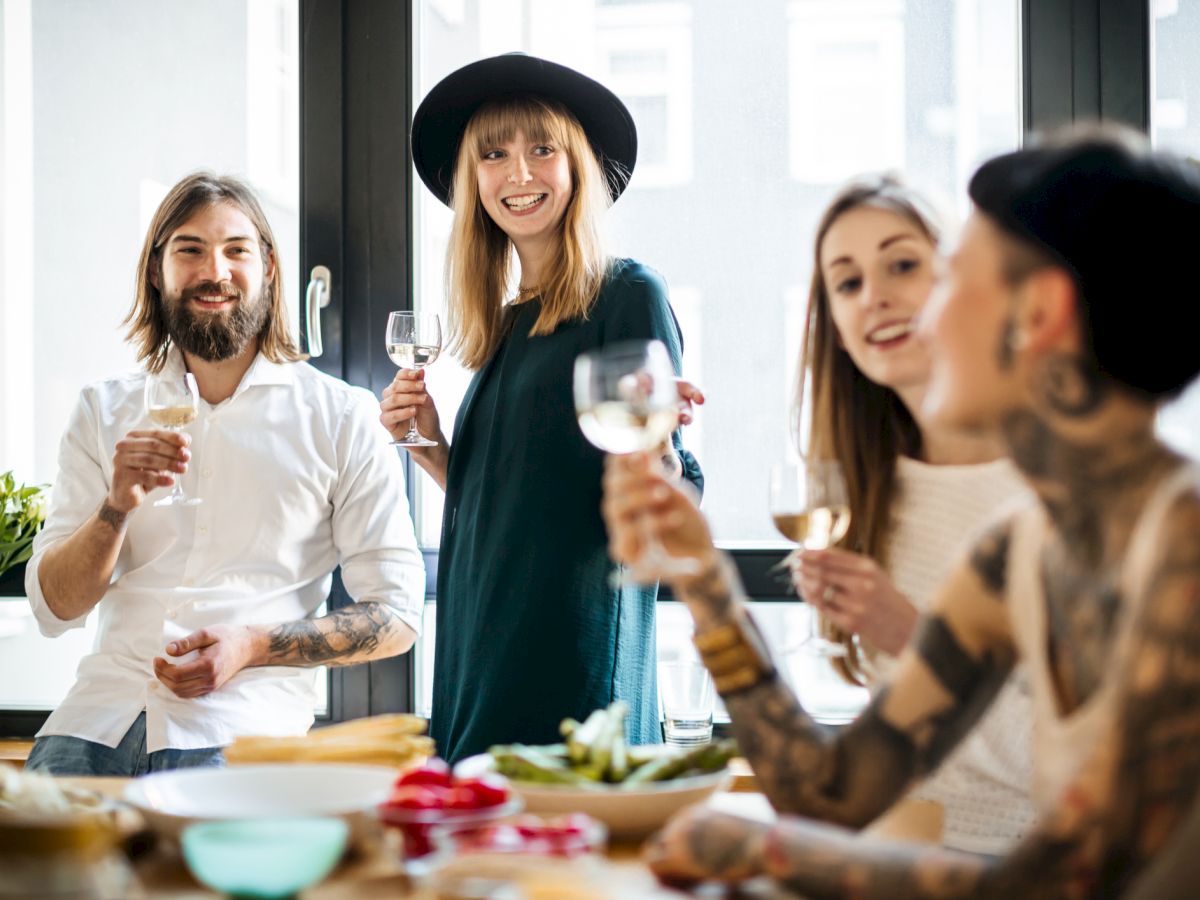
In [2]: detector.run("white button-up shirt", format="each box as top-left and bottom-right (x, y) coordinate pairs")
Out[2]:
(26, 350), (425, 752)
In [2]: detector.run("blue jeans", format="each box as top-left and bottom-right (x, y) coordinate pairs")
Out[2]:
(25, 712), (224, 776)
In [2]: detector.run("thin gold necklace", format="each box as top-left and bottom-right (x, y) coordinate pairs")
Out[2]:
(515, 285), (539, 302)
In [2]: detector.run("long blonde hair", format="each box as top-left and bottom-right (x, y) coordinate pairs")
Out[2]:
(125, 172), (302, 373)
(796, 174), (943, 683)
(445, 97), (613, 370)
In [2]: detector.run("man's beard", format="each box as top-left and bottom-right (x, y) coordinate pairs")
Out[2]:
(163, 281), (270, 362)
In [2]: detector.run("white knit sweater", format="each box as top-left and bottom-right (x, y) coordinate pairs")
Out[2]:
(873, 456), (1038, 855)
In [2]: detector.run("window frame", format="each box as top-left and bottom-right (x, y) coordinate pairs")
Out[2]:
(0, 0), (1154, 737)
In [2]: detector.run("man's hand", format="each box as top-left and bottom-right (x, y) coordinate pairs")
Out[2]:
(643, 805), (770, 887)
(153, 625), (260, 699)
(108, 429), (191, 515)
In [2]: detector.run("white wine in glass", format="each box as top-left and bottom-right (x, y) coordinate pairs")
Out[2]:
(574, 339), (695, 585)
(386, 311), (442, 447)
(144, 371), (201, 507)
(769, 460), (851, 657)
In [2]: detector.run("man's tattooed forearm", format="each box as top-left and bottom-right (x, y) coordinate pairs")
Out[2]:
(97, 501), (127, 533)
(265, 602), (401, 665)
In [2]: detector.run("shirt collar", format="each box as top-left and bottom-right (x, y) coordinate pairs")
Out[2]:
(156, 345), (298, 398)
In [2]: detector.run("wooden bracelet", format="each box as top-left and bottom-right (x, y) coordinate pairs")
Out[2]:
(693, 617), (775, 696)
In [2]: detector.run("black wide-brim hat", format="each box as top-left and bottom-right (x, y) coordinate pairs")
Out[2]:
(411, 53), (637, 207)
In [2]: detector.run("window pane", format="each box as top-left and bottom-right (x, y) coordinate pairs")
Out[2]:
(0, 0), (308, 713)
(1151, 0), (1200, 459)
(412, 0), (1021, 547)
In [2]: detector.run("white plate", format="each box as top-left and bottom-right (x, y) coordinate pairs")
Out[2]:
(121, 763), (396, 843)
(456, 753), (731, 840)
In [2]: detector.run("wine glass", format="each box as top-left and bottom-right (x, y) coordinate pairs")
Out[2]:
(573, 339), (697, 585)
(144, 371), (202, 507)
(769, 461), (851, 657)
(386, 311), (442, 447)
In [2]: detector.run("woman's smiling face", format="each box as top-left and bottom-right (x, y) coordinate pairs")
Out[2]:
(819, 205), (938, 394)
(475, 128), (573, 256)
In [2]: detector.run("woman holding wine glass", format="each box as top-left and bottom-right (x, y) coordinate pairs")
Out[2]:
(379, 54), (701, 763)
(607, 175), (1037, 854)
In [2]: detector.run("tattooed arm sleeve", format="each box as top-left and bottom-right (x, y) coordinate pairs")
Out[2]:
(676, 520), (1019, 828)
(736, 494), (1200, 899)
(260, 601), (416, 667)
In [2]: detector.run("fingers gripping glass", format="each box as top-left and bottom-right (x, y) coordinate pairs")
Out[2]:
(144, 371), (201, 507)
(769, 461), (851, 658)
(574, 339), (698, 585)
(386, 311), (442, 447)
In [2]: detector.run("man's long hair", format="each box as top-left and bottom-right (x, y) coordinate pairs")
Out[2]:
(445, 97), (612, 370)
(125, 172), (303, 372)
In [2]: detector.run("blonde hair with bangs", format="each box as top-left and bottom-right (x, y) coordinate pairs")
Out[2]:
(795, 174), (943, 684)
(446, 97), (612, 370)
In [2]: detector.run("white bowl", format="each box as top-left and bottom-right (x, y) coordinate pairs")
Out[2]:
(456, 755), (731, 841)
(121, 763), (396, 844)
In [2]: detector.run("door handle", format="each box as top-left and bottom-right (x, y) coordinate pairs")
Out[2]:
(305, 265), (332, 358)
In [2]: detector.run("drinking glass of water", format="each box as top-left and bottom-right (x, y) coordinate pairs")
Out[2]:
(658, 659), (714, 746)
(386, 311), (442, 447)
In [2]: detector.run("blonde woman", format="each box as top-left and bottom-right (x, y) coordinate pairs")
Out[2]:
(381, 55), (700, 763)
(790, 176), (1035, 852)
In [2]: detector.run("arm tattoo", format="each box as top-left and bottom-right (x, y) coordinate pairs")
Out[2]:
(679, 558), (919, 826)
(265, 601), (403, 666)
(910, 616), (1014, 774)
(969, 523), (1010, 595)
(752, 495), (1200, 899)
(97, 501), (127, 533)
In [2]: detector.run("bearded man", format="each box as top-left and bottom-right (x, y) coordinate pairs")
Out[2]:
(23, 173), (425, 776)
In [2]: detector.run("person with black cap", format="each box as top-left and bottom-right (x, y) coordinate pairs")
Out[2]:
(601, 123), (1200, 896)
(380, 54), (701, 763)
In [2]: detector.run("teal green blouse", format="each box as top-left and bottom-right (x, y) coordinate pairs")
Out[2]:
(430, 259), (703, 763)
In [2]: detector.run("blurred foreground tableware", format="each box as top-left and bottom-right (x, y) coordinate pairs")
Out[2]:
(121, 763), (395, 845)
(0, 809), (132, 899)
(223, 713), (433, 767)
(181, 817), (348, 899)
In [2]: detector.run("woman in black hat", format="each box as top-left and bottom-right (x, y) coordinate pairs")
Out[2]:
(381, 55), (701, 763)
(601, 125), (1200, 896)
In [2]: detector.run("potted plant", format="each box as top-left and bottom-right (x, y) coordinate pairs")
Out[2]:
(0, 471), (47, 597)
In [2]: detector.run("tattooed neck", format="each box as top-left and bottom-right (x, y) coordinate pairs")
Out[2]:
(1002, 353), (1174, 565)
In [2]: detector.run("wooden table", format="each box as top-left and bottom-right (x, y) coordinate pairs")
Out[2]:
(62, 777), (786, 899)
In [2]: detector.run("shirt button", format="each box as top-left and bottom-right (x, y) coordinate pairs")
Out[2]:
(166, 610), (176, 620)
(197, 525), (208, 534)
(201, 468), (212, 478)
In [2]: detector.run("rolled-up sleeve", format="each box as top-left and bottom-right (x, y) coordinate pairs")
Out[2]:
(26, 388), (106, 637)
(328, 389), (426, 635)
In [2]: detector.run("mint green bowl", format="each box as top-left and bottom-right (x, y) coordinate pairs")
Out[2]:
(181, 817), (348, 899)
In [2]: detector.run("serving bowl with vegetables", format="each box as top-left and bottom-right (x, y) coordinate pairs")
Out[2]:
(460, 702), (737, 839)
